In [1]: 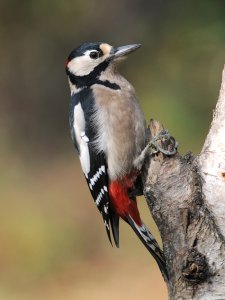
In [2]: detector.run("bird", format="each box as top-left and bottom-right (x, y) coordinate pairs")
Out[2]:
(65, 42), (168, 279)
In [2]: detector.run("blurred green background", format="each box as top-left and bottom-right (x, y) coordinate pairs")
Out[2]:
(1, 0), (225, 299)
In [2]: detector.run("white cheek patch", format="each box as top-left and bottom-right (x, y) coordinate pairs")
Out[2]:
(68, 51), (105, 77)
(68, 56), (97, 76)
(73, 103), (90, 177)
(67, 48), (111, 77)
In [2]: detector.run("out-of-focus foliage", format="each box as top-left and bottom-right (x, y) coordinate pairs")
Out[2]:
(0, 0), (225, 299)
(1, 0), (225, 155)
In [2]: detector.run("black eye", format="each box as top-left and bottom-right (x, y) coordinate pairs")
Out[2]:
(89, 51), (99, 59)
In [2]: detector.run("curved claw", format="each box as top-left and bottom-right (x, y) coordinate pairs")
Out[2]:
(148, 130), (178, 156)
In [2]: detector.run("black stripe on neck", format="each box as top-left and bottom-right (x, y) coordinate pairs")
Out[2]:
(95, 79), (120, 90)
(66, 60), (109, 88)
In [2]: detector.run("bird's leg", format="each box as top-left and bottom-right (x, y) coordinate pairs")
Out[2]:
(133, 144), (150, 172)
(134, 130), (178, 171)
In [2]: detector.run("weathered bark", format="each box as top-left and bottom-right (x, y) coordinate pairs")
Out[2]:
(142, 66), (225, 299)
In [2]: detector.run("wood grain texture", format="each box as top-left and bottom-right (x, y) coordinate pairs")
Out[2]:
(142, 66), (225, 299)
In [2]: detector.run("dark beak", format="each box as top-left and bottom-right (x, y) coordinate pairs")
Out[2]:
(110, 44), (141, 59)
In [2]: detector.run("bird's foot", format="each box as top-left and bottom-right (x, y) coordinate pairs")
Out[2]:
(134, 129), (178, 171)
(148, 130), (178, 156)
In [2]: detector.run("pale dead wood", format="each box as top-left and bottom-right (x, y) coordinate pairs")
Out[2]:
(142, 66), (225, 299)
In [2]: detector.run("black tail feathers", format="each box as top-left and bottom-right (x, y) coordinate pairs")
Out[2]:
(110, 211), (120, 248)
(127, 216), (168, 281)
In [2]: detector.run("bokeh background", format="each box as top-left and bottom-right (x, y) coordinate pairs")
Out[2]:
(1, 1), (225, 299)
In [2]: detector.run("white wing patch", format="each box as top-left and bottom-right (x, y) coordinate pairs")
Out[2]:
(81, 131), (89, 142)
(73, 103), (90, 178)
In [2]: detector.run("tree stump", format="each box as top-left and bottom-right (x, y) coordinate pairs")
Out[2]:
(142, 66), (225, 299)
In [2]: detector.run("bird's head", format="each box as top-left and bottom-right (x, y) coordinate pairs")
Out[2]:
(65, 42), (141, 90)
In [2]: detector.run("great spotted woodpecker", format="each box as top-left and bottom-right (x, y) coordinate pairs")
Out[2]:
(65, 42), (167, 279)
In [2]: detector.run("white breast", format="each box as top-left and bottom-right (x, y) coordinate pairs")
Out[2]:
(73, 103), (90, 178)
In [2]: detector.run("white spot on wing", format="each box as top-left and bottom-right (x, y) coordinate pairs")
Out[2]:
(96, 191), (103, 206)
(104, 220), (110, 230)
(104, 204), (108, 213)
(95, 185), (108, 207)
(89, 165), (107, 190)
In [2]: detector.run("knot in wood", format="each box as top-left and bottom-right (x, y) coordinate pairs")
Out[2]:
(182, 248), (209, 284)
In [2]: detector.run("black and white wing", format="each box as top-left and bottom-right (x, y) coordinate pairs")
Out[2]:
(86, 151), (113, 244)
(69, 89), (119, 246)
